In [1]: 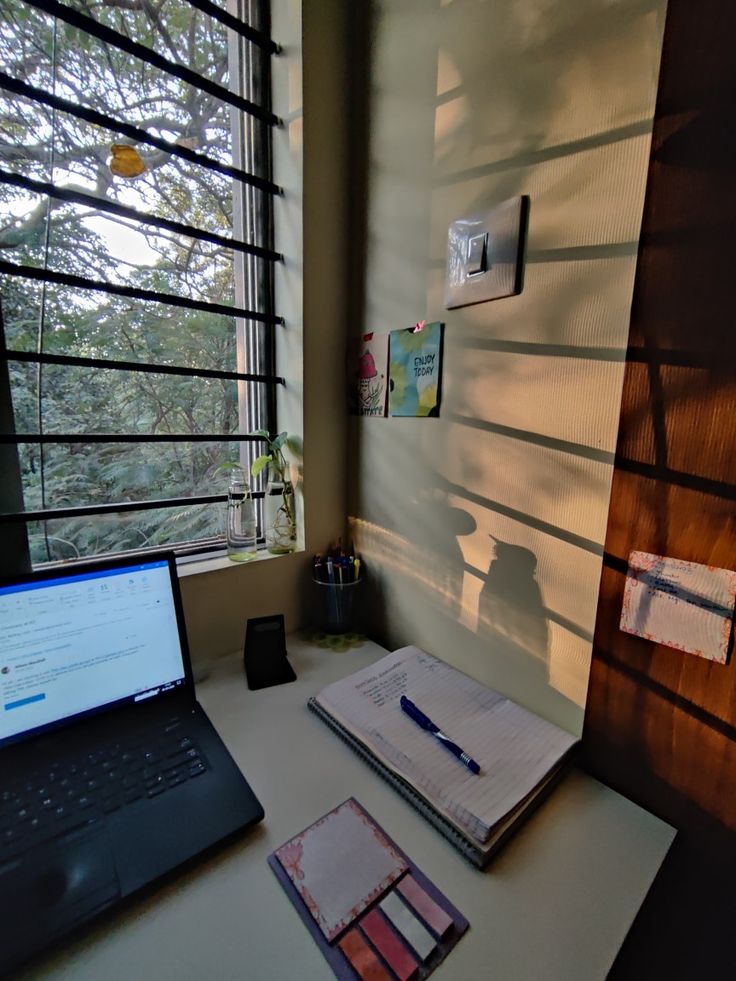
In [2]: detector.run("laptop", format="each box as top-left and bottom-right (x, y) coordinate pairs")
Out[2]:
(0, 551), (264, 975)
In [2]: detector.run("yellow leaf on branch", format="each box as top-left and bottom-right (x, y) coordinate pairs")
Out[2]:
(109, 144), (146, 178)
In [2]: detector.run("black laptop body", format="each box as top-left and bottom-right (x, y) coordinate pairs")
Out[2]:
(0, 551), (264, 975)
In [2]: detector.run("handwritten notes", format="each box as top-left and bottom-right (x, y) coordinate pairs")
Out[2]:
(620, 552), (736, 663)
(315, 646), (577, 844)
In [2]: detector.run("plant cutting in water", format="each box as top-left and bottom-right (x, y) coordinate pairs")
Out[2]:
(251, 430), (289, 481)
(251, 430), (297, 554)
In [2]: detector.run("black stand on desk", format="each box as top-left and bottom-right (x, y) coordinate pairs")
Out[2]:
(243, 614), (296, 690)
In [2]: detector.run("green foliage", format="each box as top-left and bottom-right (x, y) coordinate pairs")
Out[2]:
(250, 430), (289, 481)
(0, 0), (261, 563)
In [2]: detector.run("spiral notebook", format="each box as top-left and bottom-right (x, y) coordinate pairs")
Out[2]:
(308, 646), (579, 868)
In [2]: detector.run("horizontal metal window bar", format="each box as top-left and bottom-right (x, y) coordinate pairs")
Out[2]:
(24, 0), (281, 127)
(32, 538), (271, 570)
(2, 428), (280, 441)
(0, 260), (285, 325)
(186, 0), (280, 53)
(0, 72), (281, 195)
(4, 349), (285, 386)
(1, 433), (268, 444)
(0, 170), (282, 263)
(0, 492), (264, 524)
(34, 540), (223, 570)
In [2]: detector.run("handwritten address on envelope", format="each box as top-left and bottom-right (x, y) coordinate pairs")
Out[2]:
(620, 551), (736, 663)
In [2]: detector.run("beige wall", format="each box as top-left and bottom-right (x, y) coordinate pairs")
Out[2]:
(349, 0), (667, 733)
(179, 0), (350, 664)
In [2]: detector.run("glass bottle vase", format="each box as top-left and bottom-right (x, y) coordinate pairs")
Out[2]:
(226, 469), (257, 561)
(264, 462), (296, 554)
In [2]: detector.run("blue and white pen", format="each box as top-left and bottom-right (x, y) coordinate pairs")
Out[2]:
(399, 695), (481, 775)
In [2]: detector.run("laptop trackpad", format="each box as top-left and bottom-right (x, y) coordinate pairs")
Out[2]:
(0, 823), (120, 969)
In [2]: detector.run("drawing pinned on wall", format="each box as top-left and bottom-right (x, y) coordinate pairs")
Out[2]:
(348, 332), (389, 416)
(620, 551), (736, 663)
(388, 321), (444, 417)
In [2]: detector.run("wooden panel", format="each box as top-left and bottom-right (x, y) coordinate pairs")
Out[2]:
(582, 0), (736, 835)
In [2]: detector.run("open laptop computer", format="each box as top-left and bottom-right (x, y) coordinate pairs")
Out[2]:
(0, 551), (264, 975)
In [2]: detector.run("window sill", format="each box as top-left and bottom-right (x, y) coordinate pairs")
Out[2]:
(176, 545), (303, 578)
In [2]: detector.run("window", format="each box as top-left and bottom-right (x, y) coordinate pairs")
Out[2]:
(0, 0), (282, 566)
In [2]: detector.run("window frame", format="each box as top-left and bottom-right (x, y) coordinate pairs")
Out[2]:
(0, 0), (283, 569)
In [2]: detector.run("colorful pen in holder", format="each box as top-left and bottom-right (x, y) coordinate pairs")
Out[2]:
(313, 544), (363, 634)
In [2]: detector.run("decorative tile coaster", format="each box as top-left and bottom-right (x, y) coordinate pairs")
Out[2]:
(307, 632), (366, 652)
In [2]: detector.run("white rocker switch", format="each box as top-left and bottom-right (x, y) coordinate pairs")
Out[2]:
(467, 232), (488, 276)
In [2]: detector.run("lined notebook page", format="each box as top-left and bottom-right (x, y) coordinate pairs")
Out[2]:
(315, 646), (577, 844)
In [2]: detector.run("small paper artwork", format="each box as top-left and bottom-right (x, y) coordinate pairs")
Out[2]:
(348, 332), (389, 416)
(274, 798), (407, 941)
(620, 551), (736, 663)
(388, 321), (444, 417)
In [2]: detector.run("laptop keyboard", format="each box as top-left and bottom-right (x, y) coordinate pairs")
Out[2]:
(0, 716), (207, 863)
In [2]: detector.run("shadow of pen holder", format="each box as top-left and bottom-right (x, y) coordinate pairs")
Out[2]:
(313, 578), (362, 634)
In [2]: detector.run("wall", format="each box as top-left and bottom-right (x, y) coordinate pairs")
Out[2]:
(348, 0), (667, 733)
(179, 0), (350, 664)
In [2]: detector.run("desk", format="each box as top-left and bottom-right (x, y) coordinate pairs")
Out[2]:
(21, 638), (674, 981)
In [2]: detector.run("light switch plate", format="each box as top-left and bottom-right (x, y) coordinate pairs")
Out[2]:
(444, 196), (529, 309)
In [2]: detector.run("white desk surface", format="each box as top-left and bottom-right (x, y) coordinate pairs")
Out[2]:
(21, 637), (674, 981)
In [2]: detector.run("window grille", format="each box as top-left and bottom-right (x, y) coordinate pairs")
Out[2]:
(0, 0), (283, 565)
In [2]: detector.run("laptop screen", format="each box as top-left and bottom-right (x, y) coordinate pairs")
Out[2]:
(0, 558), (187, 745)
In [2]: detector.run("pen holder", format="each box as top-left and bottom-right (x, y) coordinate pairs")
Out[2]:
(313, 578), (362, 635)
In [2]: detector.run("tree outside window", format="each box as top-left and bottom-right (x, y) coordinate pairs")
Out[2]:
(0, 0), (274, 564)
